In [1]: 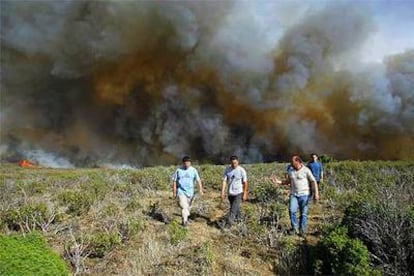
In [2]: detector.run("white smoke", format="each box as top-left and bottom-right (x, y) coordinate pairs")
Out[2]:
(23, 149), (74, 168)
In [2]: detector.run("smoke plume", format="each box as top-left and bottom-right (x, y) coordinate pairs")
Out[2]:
(1, 1), (413, 167)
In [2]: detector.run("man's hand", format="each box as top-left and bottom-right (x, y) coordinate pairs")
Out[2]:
(270, 175), (283, 185)
(242, 192), (247, 201)
(221, 193), (226, 202)
(199, 189), (204, 196)
(313, 193), (320, 201)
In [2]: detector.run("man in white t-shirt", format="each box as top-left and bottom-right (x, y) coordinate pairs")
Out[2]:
(221, 155), (248, 228)
(272, 155), (319, 236)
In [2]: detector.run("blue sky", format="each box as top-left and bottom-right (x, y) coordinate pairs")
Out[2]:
(363, 0), (414, 61)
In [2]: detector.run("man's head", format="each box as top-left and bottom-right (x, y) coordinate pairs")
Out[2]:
(291, 155), (303, 170)
(230, 155), (239, 168)
(310, 153), (318, 162)
(182, 156), (192, 169)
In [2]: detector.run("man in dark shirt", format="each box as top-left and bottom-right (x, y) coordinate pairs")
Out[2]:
(307, 153), (323, 184)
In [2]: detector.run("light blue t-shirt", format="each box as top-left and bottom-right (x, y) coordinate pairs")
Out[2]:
(172, 166), (200, 197)
(223, 166), (247, 196)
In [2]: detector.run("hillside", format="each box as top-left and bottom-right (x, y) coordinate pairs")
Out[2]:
(1, 161), (413, 275)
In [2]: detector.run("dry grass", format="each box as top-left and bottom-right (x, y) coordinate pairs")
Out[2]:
(1, 161), (412, 275)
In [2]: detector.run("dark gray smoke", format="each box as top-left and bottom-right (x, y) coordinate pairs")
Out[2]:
(1, 1), (413, 167)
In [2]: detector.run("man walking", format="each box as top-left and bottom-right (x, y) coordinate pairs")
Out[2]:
(172, 156), (203, 227)
(221, 155), (248, 228)
(272, 155), (319, 236)
(307, 153), (324, 184)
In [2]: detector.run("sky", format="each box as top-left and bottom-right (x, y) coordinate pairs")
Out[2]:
(362, 0), (414, 61)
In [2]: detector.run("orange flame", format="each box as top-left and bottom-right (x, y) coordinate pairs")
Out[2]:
(19, 159), (35, 168)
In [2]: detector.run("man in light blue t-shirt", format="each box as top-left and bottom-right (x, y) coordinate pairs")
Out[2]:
(172, 156), (203, 227)
(221, 155), (248, 228)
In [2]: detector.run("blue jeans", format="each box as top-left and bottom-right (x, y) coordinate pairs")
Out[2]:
(289, 195), (310, 232)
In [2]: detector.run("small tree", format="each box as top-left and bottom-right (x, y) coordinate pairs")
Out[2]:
(313, 226), (377, 276)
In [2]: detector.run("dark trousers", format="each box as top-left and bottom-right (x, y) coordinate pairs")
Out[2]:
(227, 193), (242, 226)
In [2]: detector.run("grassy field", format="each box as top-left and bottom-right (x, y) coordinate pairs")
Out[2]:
(1, 161), (413, 275)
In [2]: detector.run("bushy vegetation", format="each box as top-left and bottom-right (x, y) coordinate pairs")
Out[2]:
(0, 160), (412, 275)
(57, 190), (93, 216)
(168, 220), (188, 245)
(86, 231), (122, 258)
(313, 226), (376, 276)
(0, 231), (69, 276)
(1, 202), (56, 232)
(343, 201), (414, 275)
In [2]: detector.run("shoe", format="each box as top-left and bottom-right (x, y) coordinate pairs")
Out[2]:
(182, 218), (189, 227)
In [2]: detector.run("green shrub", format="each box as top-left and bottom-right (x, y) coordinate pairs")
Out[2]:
(241, 205), (266, 236)
(1, 209), (20, 231)
(57, 190), (93, 216)
(168, 220), (187, 245)
(342, 201), (414, 275)
(199, 240), (214, 266)
(102, 203), (121, 217)
(313, 226), (377, 276)
(81, 179), (110, 201)
(197, 165), (224, 190)
(319, 154), (336, 163)
(86, 231), (121, 258)
(194, 240), (214, 274)
(125, 195), (142, 211)
(22, 180), (47, 195)
(118, 217), (147, 242)
(252, 181), (282, 203)
(0, 232), (69, 276)
(126, 217), (146, 234)
(251, 182), (285, 228)
(1, 202), (55, 232)
(274, 238), (308, 275)
(128, 166), (173, 191)
(112, 183), (130, 193)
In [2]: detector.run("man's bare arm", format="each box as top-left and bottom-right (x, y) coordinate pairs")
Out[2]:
(221, 180), (227, 201)
(311, 181), (319, 200)
(242, 181), (248, 201)
(198, 180), (204, 195)
(172, 181), (177, 198)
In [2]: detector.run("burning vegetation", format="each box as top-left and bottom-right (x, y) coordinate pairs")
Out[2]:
(18, 159), (35, 168)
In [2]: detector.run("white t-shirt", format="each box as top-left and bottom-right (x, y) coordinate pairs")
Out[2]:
(223, 166), (247, 196)
(288, 165), (316, 196)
